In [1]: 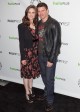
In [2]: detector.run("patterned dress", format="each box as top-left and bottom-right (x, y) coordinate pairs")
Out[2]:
(21, 28), (40, 79)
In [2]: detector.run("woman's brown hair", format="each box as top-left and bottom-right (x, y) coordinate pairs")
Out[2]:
(22, 5), (38, 27)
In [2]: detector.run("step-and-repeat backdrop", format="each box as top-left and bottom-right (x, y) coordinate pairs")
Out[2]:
(0, 0), (80, 99)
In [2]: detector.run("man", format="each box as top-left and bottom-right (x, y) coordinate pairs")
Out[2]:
(37, 2), (61, 112)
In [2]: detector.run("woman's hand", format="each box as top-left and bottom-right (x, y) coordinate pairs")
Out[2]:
(21, 60), (26, 65)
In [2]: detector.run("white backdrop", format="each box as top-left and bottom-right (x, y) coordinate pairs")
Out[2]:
(0, 0), (80, 99)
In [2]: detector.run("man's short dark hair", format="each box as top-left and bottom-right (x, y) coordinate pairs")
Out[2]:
(37, 2), (48, 10)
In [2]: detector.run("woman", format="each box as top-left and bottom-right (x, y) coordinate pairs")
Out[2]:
(18, 5), (40, 103)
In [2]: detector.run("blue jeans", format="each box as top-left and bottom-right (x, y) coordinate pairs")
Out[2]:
(39, 53), (57, 104)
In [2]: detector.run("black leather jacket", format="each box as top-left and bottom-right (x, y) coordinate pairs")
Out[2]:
(38, 16), (61, 63)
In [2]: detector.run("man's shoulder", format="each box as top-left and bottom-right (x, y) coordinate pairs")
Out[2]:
(50, 16), (59, 25)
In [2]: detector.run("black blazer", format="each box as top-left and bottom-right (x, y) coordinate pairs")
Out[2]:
(18, 23), (34, 61)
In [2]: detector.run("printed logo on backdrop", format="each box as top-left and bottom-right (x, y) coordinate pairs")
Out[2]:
(78, 79), (80, 87)
(9, 36), (18, 40)
(60, 22), (70, 26)
(57, 59), (68, 64)
(30, 0), (41, 5)
(53, 1), (70, 6)
(78, 62), (80, 66)
(9, 52), (20, 56)
(0, 51), (2, 53)
(8, 2), (20, 5)
(7, 19), (21, 23)
(62, 42), (68, 46)
(0, 62), (2, 70)
(10, 67), (20, 71)
(55, 76), (66, 81)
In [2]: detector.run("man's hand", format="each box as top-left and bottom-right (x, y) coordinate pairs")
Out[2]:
(47, 61), (53, 67)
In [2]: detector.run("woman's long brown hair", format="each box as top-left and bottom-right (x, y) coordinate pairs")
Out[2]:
(22, 5), (38, 27)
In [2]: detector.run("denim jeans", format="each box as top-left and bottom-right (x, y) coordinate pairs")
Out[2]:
(38, 53), (57, 104)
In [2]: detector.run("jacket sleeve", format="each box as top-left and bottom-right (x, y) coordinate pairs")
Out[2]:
(48, 22), (61, 63)
(18, 24), (26, 61)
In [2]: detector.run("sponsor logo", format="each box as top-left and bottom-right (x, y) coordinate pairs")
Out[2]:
(53, 1), (70, 5)
(0, 62), (2, 70)
(9, 36), (18, 40)
(30, 0), (41, 5)
(78, 62), (80, 66)
(8, 2), (20, 5)
(7, 19), (21, 23)
(78, 79), (80, 87)
(57, 59), (68, 64)
(10, 67), (20, 71)
(55, 76), (66, 81)
(59, 22), (70, 26)
(0, 51), (2, 53)
(62, 42), (68, 46)
(9, 52), (20, 56)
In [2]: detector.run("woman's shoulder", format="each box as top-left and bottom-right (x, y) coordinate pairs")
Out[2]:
(18, 23), (25, 29)
(18, 23), (29, 31)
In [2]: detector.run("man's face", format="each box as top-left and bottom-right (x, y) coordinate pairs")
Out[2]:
(37, 6), (48, 20)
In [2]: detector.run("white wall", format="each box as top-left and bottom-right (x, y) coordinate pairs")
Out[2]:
(0, 0), (80, 99)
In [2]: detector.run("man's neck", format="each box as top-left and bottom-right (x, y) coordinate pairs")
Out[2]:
(42, 15), (49, 23)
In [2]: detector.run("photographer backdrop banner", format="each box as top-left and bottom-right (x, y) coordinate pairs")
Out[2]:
(0, 0), (80, 99)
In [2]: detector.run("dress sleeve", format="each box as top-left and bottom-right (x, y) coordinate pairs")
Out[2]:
(18, 24), (26, 61)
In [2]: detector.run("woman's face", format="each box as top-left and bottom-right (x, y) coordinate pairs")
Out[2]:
(27, 8), (36, 20)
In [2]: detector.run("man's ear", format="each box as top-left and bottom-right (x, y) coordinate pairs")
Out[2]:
(47, 9), (49, 14)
